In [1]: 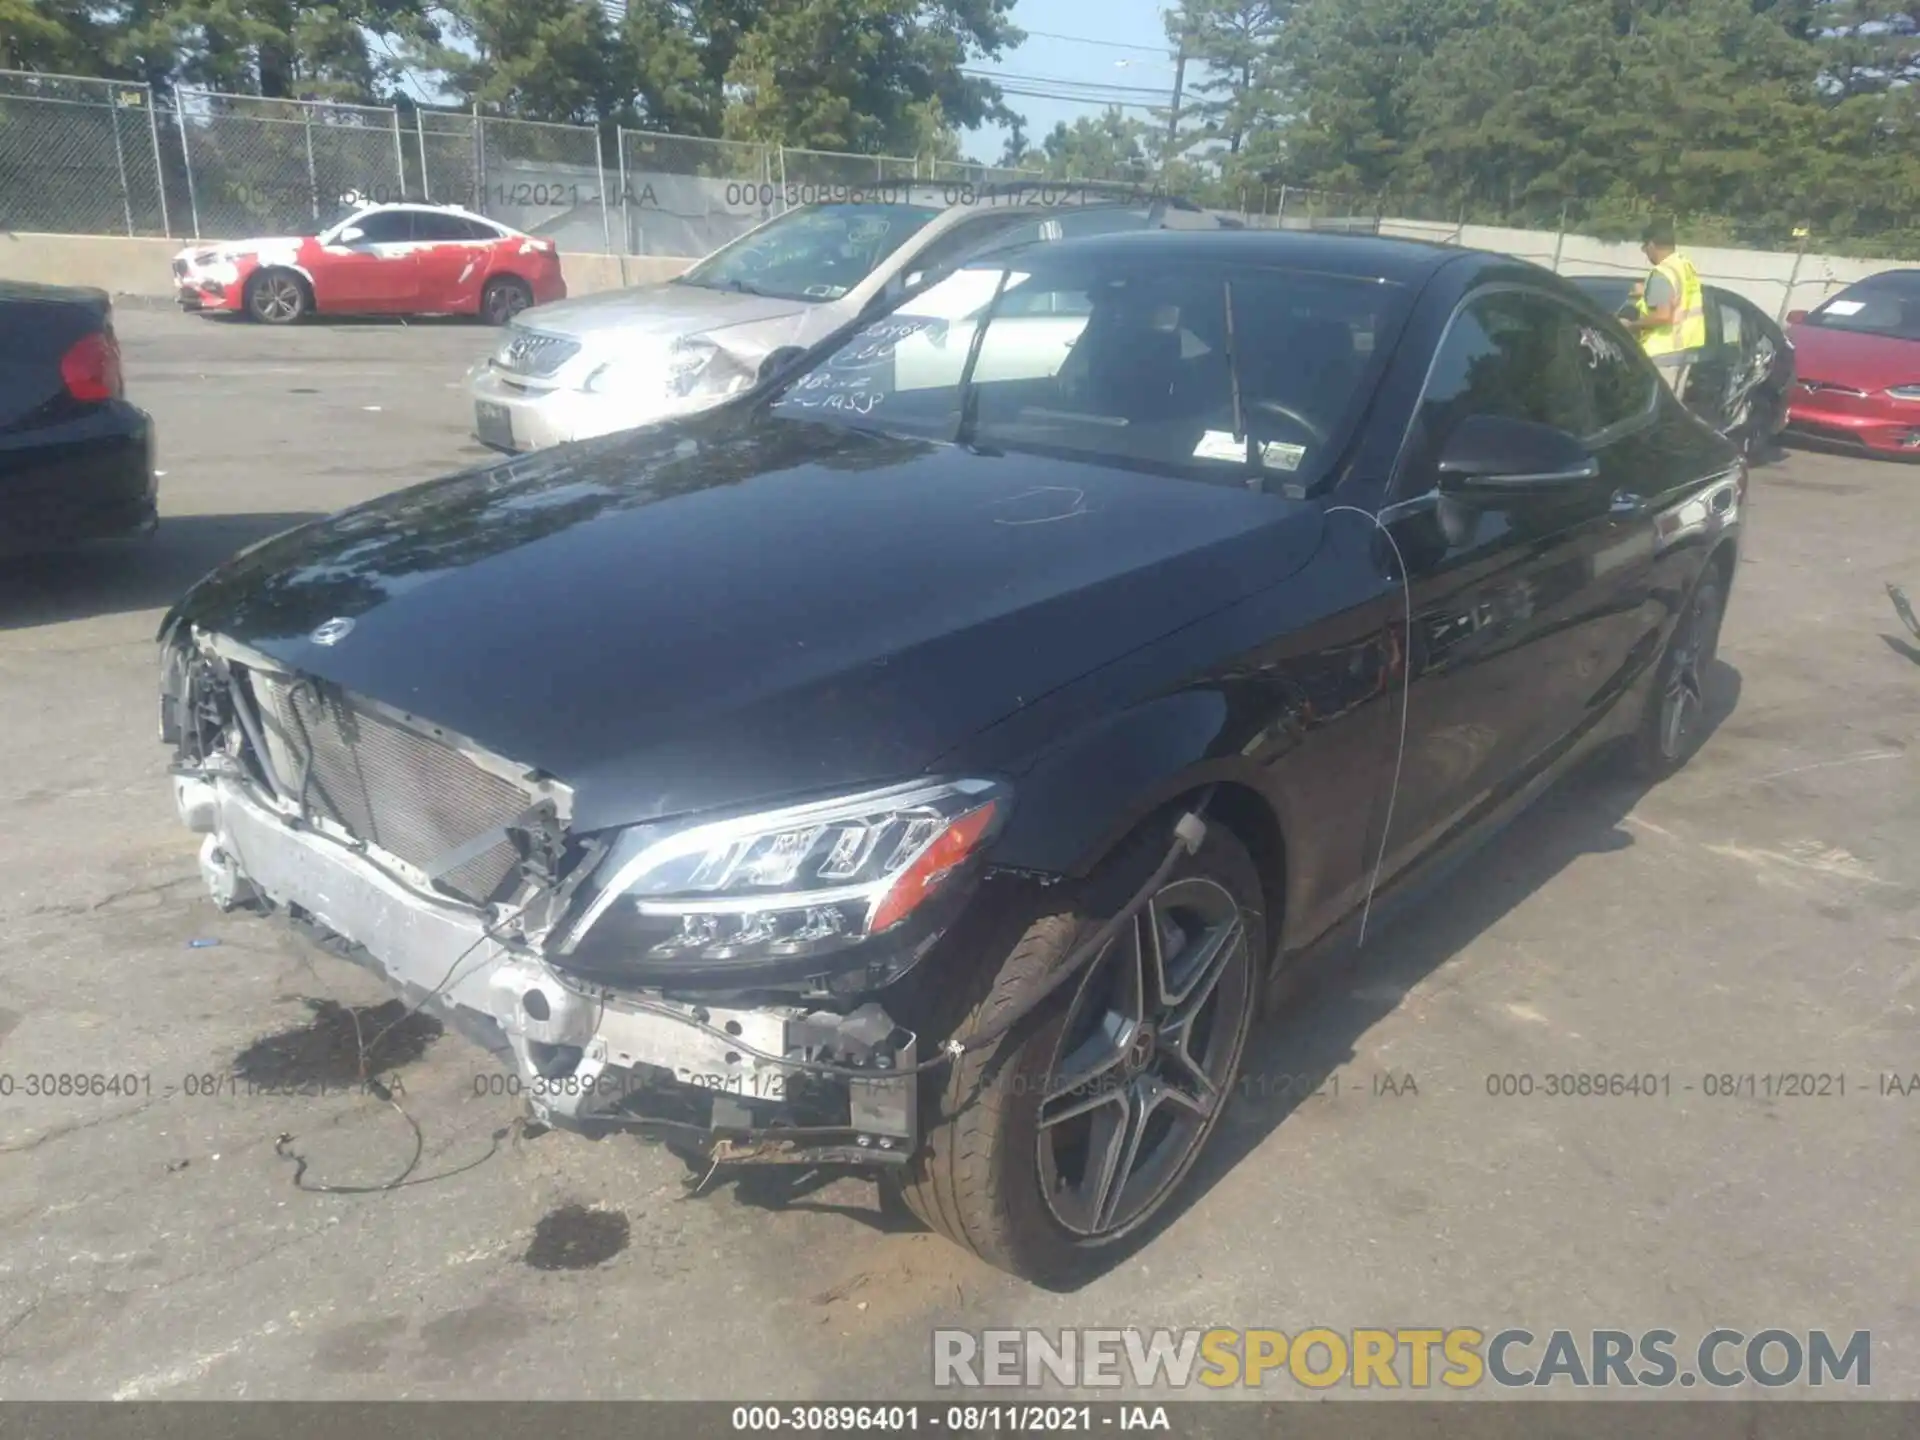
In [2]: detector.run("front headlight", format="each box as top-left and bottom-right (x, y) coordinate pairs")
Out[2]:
(665, 335), (753, 400)
(558, 779), (1007, 977)
(1888, 384), (1920, 402)
(583, 357), (650, 395)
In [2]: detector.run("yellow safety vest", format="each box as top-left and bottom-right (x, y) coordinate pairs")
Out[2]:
(1637, 250), (1707, 357)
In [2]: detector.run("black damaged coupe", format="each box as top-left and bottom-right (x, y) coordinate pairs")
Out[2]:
(159, 231), (1744, 1285)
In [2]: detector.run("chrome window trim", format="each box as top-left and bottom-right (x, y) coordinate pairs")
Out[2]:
(1387, 280), (1661, 501)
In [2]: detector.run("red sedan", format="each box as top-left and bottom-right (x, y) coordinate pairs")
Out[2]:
(171, 203), (567, 326)
(1784, 268), (1920, 457)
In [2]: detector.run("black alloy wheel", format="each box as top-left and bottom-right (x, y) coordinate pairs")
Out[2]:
(898, 823), (1263, 1286)
(1633, 567), (1727, 777)
(482, 277), (533, 326)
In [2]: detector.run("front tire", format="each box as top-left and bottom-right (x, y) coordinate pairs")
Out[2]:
(246, 269), (309, 324)
(898, 822), (1264, 1286)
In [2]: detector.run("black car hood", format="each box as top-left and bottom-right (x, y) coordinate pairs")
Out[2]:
(169, 414), (1324, 831)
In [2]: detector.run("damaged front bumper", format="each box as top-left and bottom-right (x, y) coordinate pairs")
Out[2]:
(174, 770), (920, 1165)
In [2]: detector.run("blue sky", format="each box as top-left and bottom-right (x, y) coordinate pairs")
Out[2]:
(963, 0), (1181, 163)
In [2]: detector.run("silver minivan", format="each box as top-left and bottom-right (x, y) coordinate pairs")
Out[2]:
(466, 185), (1228, 452)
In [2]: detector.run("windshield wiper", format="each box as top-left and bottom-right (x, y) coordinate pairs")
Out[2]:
(953, 269), (1013, 449)
(674, 275), (769, 296)
(1221, 279), (1247, 444)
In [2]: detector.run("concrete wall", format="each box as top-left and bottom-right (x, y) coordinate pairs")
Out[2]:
(0, 231), (692, 304)
(1379, 217), (1906, 320)
(4, 221), (1907, 321)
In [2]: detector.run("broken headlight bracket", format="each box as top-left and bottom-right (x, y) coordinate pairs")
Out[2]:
(614, 791), (1216, 1177)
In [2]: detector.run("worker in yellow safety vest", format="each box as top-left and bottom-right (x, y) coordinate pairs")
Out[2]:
(1624, 217), (1707, 399)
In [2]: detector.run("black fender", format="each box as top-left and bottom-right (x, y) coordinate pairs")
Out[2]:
(986, 688), (1244, 880)
(952, 515), (1405, 956)
(977, 672), (1391, 959)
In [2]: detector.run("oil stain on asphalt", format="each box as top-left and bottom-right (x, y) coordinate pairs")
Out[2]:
(524, 1206), (631, 1271)
(231, 997), (443, 1087)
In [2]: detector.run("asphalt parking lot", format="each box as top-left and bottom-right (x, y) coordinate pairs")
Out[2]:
(2, 309), (1918, 1402)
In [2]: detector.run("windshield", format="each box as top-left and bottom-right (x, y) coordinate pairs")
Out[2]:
(1804, 276), (1920, 342)
(677, 203), (942, 303)
(769, 252), (1408, 489)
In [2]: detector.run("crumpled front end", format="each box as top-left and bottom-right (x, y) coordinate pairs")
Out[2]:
(172, 247), (258, 314)
(159, 626), (924, 1166)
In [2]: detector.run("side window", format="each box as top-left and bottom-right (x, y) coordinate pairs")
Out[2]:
(1414, 290), (1597, 457)
(353, 211), (414, 244)
(903, 216), (1040, 285)
(1580, 317), (1658, 431)
(1718, 298), (1745, 347)
(413, 212), (480, 242)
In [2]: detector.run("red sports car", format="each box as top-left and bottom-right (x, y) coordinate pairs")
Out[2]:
(1784, 268), (1920, 457)
(171, 203), (567, 326)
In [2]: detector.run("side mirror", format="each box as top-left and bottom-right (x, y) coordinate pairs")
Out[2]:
(1435, 414), (1599, 498)
(337, 226), (365, 245)
(1785, 308), (1809, 325)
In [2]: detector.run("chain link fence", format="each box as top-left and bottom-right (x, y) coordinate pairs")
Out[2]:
(446, 112), (614, 255)
(617, 132), (774, 257)
(172, 88), (405, 239)
(0, 71), (169, 236)
(4, 64), (1915, 317)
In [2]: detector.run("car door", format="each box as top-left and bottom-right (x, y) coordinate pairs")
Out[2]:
(412, 212), (499, 313)
(311, 209), (420, 312)
(1374, 286), (1662, 879)
(1715, 291), (1781, 436)
(1680, 287), (1735, 431)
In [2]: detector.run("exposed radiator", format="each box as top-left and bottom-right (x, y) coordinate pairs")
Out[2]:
(246, 672), (536, 904)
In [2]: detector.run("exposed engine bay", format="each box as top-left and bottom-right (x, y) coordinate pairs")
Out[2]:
(160, 625), (929, 1169)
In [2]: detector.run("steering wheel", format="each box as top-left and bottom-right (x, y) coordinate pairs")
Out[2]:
(1251, 398), (1329, 449)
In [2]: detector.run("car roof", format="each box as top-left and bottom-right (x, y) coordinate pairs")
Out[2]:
(793, 182), (1208, 216)
(1845, 268), (1920, 290)
(351, 200), (514, 230)
(0, 278), (110, 310)
(979, 226), (1472, 283)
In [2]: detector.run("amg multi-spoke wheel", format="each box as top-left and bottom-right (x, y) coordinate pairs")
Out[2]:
(246, 269), (309, 324)
(897, 822), (1263, 1286)
(1038, 878), (1249, 1237)
(1633, 565), (1727, 777)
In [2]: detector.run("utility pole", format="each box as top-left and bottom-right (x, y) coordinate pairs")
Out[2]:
(1164, 24), (1188, 157)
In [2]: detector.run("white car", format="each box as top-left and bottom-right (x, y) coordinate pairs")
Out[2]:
(465, 185), (1228, 452)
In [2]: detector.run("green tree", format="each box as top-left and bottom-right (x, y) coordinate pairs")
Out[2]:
(719, 0), (1021, 153)
(0, 0), (101, 71)
(419, 0), (626, 123)
(998, 114), (1030, 168)
(1036, 109), (1153, 181)
(1815, 1), (1920, 97)
(1167, 0), (1290, 157)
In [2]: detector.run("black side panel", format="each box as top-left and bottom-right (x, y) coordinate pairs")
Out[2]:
(0, 286), (112, 434)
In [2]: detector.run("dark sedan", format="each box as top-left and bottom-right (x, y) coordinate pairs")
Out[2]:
(1, 281), (156, 558)
(158, 232), (1744, 1285)
(1569, 273), (1794, 458)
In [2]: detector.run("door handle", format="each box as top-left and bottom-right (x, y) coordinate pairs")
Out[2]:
(1609, 490), (1649, 518)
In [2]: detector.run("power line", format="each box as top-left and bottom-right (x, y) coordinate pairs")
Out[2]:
(1016, 28), (1173, 56)
(962, 66), (1176, 98)
(989, 85), (1170, 113)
